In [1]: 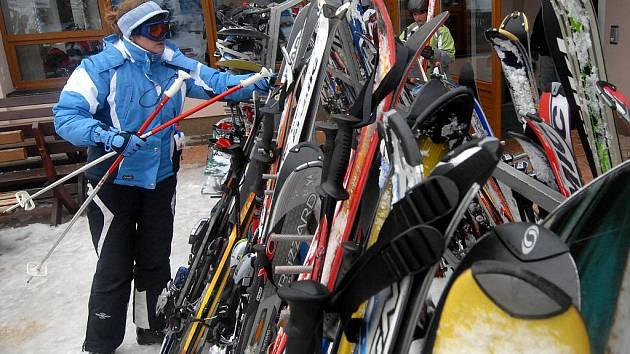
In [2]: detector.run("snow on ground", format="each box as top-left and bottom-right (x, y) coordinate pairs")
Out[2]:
(0, 164), (216, 354)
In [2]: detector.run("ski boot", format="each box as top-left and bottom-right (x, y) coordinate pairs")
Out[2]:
(136, 327), (165, 345)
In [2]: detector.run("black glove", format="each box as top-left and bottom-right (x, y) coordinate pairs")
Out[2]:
(93, 125), (146, 157)
(110, 131), (146, 157)
(421, 45), (434, 60)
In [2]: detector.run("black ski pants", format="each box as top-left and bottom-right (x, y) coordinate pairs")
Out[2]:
(83, 176), (176, 353)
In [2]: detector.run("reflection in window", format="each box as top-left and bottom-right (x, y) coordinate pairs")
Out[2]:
(112, 0), (209, 64)
(164, 0), (208, 63)
(398, 0), (415, 31)
(397, 0), (493, 81)
(444, 0), (493, 81)
(16, 40), (102, 80)
(0, 0), (102, 35)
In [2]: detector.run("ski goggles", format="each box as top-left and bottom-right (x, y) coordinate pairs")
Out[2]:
(133, 18), (172, 41)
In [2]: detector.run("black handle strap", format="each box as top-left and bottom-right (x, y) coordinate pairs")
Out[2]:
(242, 95), (263, 156)
(334, 241), (361, 290)
(247, 156), (265, 198)
(330, 225), (444, 328)
(227, 144), (246, 179)
(380, 175), (460, 242)
(248, 111), (277, 197)
(351, 40), (411, 127)
(387, 110), (423, 167)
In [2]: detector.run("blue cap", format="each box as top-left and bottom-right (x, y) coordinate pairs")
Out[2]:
(116, 1), (169, 38)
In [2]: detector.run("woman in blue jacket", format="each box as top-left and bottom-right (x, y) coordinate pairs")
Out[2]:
(53, 1), (271, 353)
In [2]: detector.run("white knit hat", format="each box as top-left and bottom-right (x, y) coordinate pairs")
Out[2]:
(116, 1), (169, 38)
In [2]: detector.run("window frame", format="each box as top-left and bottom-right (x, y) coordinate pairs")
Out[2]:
(0, 0), (111, 90)
(0, 0), (219, 90)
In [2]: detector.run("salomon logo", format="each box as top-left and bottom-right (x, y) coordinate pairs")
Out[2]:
(95, 312), (111, 320)
(521, 225), (539, 255)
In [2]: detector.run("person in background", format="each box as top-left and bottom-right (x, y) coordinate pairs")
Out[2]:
(53, 1), (271, 353)
(400, 0), (456, 76)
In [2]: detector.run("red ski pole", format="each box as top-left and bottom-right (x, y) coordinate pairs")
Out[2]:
(26, 69), (192, 282)
(8, 70), (191, 215)
(140, 68), (271, 139)
(27, 68), (270, 282)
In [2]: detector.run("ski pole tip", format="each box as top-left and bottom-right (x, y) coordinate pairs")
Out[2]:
(26, 262), (48, 278)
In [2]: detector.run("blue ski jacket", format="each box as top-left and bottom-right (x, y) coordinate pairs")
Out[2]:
(54, 35), (262, 189)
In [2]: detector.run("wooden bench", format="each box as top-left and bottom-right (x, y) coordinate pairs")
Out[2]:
(0, 93), (87, 226)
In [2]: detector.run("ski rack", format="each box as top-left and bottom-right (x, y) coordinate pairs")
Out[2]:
(491, 161), (566, 212)
(264, 0), (304, 69)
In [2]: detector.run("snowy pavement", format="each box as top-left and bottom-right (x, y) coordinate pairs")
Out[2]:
(0, 164), (215, 354)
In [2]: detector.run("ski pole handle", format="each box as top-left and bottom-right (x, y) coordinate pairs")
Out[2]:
(137, 70), (191, 134)
(142, 67), (272, 139)
(315, 121), (338, 186)
(258, 111), (276, 151)
(241, 67), (271, 87)
(164, 70), (191, 98)
(317, 114), (360, 201)
(277, 280), (330, 354)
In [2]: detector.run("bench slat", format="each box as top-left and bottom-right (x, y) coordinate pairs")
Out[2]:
(0, 92), (59, 108)
(0, 107), (53, 121)
(0, 162), (84, 188)
(0, 130), (23, 144)
(1, 137), (86, 156)
(0, 148), (27, 163)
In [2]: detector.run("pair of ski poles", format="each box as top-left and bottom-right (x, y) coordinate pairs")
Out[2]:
(25, 67), (271, 283)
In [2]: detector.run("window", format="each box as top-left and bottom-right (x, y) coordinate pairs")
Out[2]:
(113, 0), (210, 64)
(0, 0), (108, 90)
(0, 0), (217, 90)
(444, 0), (493, 82)
(1, 0), (102, 35)
(163, 0), (209, 64)
(16, 40), (103, 81)
(212, 0), (303, 68)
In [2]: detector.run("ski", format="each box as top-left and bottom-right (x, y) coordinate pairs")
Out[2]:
(485, 28), (539, 122)
(539, 82), (573, 148)
(238, 143), (323, 354)
(500, 11), (531, 59)
(542, 0), (622, 175)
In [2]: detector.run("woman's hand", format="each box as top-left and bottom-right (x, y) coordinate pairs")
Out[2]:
(92, 125), (147, 157)
(253, 72), (277, 93)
